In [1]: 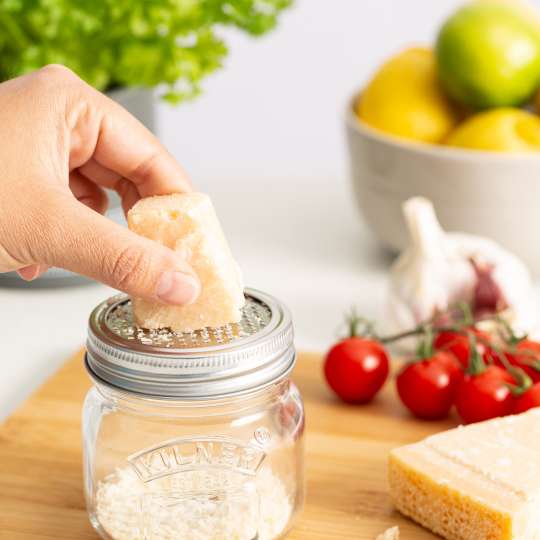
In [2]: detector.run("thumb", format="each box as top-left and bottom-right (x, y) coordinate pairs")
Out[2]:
(38, 196), (200, 304)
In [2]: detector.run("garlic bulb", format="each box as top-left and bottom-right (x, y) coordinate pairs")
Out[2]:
(386, 197), (537, 340)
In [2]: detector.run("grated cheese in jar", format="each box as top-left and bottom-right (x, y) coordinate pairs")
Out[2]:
(96, 465), (292, 540)
(84, 291), (304, 539)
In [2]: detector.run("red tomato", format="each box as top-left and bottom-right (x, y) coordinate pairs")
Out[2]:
(454, 366), (514, 424)
(324, 338), (389, 403)
(434, 329), (492, 368)
(432, 350), (464, 387)
(396, 351), (462, 420)
(505, 340), (540, 383)
(514, 383), (540, 414)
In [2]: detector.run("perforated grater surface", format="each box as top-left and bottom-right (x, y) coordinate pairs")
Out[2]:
(85, 288), (295, 399)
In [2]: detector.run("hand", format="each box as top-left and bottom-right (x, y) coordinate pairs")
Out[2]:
(0, 65), (200, 305)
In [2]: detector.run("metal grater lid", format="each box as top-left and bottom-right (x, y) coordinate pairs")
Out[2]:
(85, 288), (295, 399)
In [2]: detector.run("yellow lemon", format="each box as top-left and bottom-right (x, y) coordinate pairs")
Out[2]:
(357, 47), (460, 144)
(445, 108), (540, 151)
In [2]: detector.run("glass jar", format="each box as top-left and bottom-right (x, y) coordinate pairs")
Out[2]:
(82, 289), (305, 540)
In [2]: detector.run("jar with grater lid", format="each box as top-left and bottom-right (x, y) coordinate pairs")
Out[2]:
(82, 288), (305, 540)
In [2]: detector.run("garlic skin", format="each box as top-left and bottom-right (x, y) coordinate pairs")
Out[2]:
(386, 197), (537, 341)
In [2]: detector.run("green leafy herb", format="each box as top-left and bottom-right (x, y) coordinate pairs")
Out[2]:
(0, 0), (292, 103)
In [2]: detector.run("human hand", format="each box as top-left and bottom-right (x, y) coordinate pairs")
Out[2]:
(0, 65), (200, 305)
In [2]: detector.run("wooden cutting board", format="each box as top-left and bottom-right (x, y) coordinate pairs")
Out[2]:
(0, 350), (457, 540)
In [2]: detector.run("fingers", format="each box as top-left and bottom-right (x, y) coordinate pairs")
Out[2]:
(114, 177), (142, 215)
(69, 170), (109, 214)
(35, 195), (200, 304)
(77, 158), (122, 188)
(0, 65), (195, 292)
(16, 174), (108, 282)
(26, 64), (192, 203)
(17, 264), (49, 281)
(75, 89), (192, 198)
(77, 161), (140, 214)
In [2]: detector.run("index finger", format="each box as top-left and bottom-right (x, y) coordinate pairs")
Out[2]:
(80, 88), (192, 198)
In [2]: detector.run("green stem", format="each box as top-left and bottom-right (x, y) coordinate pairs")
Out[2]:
(508, 349), (540, 372)
(379, 312), (500, 345)
(466, 332), (486, 376)
(381, 324), (470, 345)
(380, 326), (428, 344)
(349, 311), (359, 338)
(416, 326), (435, 359)
(346, 308), (375, 339)
(507, 366), (532, 397)
(495, 314), (527, 346)
(457, 301), (474, 327)
(483, 340), (532, 396)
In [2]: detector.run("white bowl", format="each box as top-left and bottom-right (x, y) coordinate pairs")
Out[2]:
(345, 99), (540, 274)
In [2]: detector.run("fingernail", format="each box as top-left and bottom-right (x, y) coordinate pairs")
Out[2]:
(17, 264), (48, 281)
(156, 271), (200, 305)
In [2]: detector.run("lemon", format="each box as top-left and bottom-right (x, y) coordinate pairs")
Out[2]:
(446, 108), (540, 151)
(357, 47), (460, 144)
(436, 1), (540, 109)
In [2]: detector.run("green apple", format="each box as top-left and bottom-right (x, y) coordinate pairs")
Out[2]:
(436, 1), (540, 109)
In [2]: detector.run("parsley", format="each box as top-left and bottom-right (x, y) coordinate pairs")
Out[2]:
(0, 0), (292, 103)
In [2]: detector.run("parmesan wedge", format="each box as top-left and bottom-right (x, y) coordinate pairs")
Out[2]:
(128, 193), (245, 331)
(389, 409), (540, 540)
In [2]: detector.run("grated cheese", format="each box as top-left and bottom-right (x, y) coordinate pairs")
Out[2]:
(376, 526), (400, 540)
(96, 465), (292, 540)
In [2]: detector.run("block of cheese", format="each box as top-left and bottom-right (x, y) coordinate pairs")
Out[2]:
(376, 526), (399, 540)
(128, 192), (245, 332)
(389, 409), (540, 540)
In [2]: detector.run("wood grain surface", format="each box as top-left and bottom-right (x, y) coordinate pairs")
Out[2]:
(0, 350), (456, 539)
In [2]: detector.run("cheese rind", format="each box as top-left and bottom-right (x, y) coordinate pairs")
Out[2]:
(128, 193), (245, 332)
(389, 410), (540, 540)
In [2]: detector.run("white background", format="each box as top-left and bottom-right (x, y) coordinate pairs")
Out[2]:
(2, 0), (540, 420)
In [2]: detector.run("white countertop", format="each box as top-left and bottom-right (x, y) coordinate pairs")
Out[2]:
(3, 0), (540, 420)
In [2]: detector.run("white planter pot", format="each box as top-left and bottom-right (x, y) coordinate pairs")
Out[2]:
(107, 87), (157, 133)
(0, 87), (158, 287)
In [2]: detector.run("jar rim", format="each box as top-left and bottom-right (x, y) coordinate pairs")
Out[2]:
(86, 361), (293, 411)
(85, 288), (296, 399)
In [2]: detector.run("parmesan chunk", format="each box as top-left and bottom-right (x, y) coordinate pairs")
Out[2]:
(389, 409), (540, 540)
(128, 193), (245, 331)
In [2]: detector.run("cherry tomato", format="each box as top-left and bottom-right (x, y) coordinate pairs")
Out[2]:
(434, 329), (492, 368)
(454, 366), (514, 424)
(513, 382), (540, 414)
(396, 351), (462, 420)
(324, 338), (389, 403)
(432, 350), (464, 387)
(504, 340), (540, 383)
